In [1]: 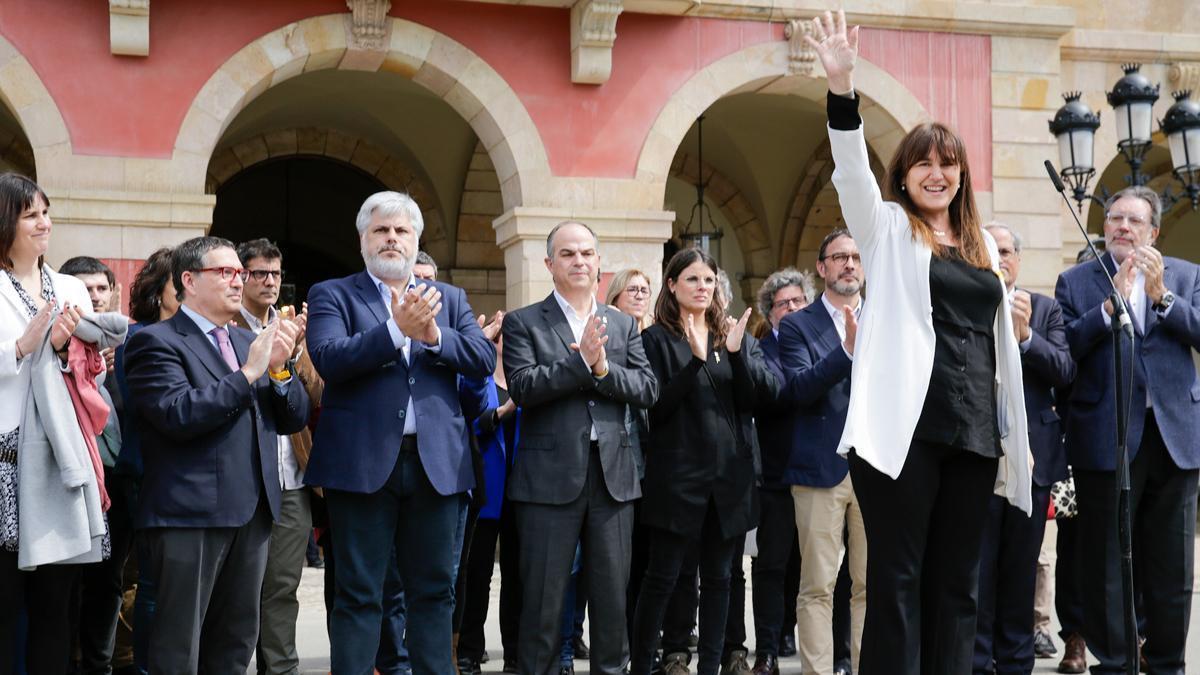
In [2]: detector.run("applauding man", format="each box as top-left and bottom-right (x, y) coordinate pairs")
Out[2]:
(305, 192), (495, 674)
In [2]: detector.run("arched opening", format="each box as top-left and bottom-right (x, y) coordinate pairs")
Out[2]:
(0, 102), (34, 178)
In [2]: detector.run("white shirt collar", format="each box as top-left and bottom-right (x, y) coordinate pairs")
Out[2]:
(820, 293), (861, 321)
(552, 288), (596, 322)
(366, 270), (416, 304)
(179, 302), (228, 336)
(238, 304), (277, 333)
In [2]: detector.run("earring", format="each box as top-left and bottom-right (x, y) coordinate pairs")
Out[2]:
(900, 185), (907, 191)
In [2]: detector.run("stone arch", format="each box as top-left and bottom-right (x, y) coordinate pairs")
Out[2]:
(635, 40), (929, 194)
(0, 33), (70, 179)
(780, 139), (886, 268)
(169, 14), (551, 211)
(205, 127), (451, 263)
(669, 151), (773, 283)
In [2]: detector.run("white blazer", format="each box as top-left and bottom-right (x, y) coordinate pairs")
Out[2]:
(828, 124), (1034, 515)
(0, 268), (91, 434)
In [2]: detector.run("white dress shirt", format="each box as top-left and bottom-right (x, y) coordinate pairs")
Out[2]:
(820, 293), (860, 360)
(365, 270), (443, 436)
(552, 289), (599, 441)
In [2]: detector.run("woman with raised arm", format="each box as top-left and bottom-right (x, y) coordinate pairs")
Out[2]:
(805, 11), (1032, 674)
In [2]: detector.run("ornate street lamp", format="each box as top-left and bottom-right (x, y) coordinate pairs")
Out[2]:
(1048, 63), (1200, 213)
(679, 115), (724, 261)
(1162, 90), (1200, 210)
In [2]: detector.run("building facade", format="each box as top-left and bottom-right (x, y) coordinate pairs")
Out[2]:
(0, 0), (1196, 316)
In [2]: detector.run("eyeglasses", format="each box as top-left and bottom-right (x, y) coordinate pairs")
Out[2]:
(194, 267), (250, 283)
(821, 252), (862, 265)
(1105, 213), (1149, 228)
(624, 285), (651, 298)
(247, 269), (283, 282)
(997, 247), (1018, 259)
(772, 297), (807, 311)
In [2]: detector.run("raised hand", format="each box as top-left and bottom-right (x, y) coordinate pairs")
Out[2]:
(269, 318), (301, 372)
(684, 312), (707, 361)
(570, 316), (609, 371)
(725, 307), (752, 353)
(804, 9), (859, 96)
(241, 321), (278, 384)
(843, 305), (859, 355)
(109, 282), (123, 314)
(15, 302), (53, 359)
(1011, 290), (1032, 342)
(391, 283), (443, 345)
(1105, 256), (1136, 317)
(1134, 245), (1167, 304)
(481, 311), (505, 342)
(50, 302), (83, 352)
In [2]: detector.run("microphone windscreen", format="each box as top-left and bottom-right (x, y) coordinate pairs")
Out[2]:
(1044, 160), (1067, 193)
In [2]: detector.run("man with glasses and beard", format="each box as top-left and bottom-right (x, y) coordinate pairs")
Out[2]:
(304, 191), (495, 674)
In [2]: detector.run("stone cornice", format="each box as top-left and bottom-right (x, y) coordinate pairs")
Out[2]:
(1061, 28), (1200, 64)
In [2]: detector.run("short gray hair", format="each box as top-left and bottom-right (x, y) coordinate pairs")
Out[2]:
(415, 250), (438, 276)
(356, 191), (425, 239)
(983, 222), (1022, 253)
(756, 267), (816, 318)
(546, 220), (599, 258)
(1105, 185), (1162, 229)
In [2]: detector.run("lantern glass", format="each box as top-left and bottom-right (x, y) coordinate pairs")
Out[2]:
(1058, 128), (1095, 174)
(1114, 101), (1154, 145)
(1169, 127), (1200, 185)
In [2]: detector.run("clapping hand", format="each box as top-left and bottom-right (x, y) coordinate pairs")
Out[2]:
(724, 307), (752, 353)
(15, 302), (53, 359)
(570, 316), (609, 375)
(50, 302), (82, 352)
(805, 9), (859, 96)
(842, 305), (859, 355)
(477, 311), (505, 342)
(241, 321), (278, 384)
(684, 313), (707, 361)
(1134, 245), (1167, 304)
(269, 318), (300, 372)
(1105, 257), (1136, 317)
(391, 284), (442, 345)
(1011, 290), (1032, 342)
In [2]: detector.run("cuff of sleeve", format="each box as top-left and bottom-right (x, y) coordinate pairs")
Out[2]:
(841, 344), (854, 361)
(271, 377), (293, 394)
(427, 325), (443, 354)
(386, 318), (405, 350)
(827, 91), (862, 131)
(1019, 335), (1033, 353)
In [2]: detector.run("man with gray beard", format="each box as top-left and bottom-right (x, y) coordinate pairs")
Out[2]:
(305, 191), (496, 675)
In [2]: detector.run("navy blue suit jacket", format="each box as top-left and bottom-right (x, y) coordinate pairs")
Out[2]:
(304, 271), (496, 495)
(754, 330), (794, 490)
(1020, 291), (1075, 487)
(125, 311), (310, 528)
(1055, 253), (1200, 471)
(778, 301), (853, 488)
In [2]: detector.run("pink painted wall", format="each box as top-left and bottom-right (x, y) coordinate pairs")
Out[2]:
(0, 1), (991, 188)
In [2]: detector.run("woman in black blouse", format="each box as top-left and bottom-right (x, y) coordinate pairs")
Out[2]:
(629, 248), (778, 675)
(805, 11), (1032, 675)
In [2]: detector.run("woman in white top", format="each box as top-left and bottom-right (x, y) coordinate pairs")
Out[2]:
(0, 173), (91, 675)
(806, 12), (1031, 675)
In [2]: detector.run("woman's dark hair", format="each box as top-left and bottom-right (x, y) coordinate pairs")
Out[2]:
(128, 247), (174, 324)
(0, 173), (49, 270)
(653, 247), (729, 344)
(883, 122), (989, 270)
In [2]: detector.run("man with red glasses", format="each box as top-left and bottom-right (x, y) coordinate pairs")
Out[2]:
(124, 235), (310, 674)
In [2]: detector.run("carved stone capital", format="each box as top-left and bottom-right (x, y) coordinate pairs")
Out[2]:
(571, 0), (623, 85)
(784, 19), (816, 77)
(110, 0), (150, 57)
(1169, 62), (1200, 93)
(346, 0), (392, 51)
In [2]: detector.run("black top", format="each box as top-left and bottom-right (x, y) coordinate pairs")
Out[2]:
(913, 247), (1003, 456)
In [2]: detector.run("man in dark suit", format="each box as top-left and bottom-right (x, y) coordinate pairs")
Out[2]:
(973, 223), (1075, 673)
(125, 236), (309, 673)
(305, 191), (495, 675)
(778, 228), (865, 675)
(1055, 186), (1200, 673)
(502, 221), (658, 675)
(744, 267), (813, 675)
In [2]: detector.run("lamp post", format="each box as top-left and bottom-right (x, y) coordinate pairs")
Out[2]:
(679, 115), (724, 261)
(1048, 64), (1200, 213)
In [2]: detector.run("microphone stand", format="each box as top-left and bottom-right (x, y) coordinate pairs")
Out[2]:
(1044, 160), (1138, 675)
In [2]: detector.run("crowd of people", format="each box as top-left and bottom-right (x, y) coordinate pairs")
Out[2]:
(1, 10), (1198, 675)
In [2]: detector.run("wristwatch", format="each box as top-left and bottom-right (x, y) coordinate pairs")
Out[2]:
(1153, 290), (1176, 314)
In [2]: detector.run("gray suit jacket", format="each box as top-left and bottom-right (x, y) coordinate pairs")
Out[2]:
(502, 294), (658, 505)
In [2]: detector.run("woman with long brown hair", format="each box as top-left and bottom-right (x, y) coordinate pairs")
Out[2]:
(806, 11), (1031, 674)
(629, 248), (777, 675)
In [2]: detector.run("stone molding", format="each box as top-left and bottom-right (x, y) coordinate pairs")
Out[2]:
(345, 0), (392, 51)
(783, 19), (816, 77)
(0, 32), (72, 181)
(570, 0), (623, 85)
(1169, 62), (1200, 94)
(171, 14), (551, 212)
(46, 188), (214, 230)
(1061, 29), (1200, 64)
(110, 0), (150, 57)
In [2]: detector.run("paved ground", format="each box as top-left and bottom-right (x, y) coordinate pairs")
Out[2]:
(274, 520), (1200, 673)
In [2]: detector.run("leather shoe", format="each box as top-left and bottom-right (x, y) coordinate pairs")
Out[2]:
(572, 636), (590, 660)
(750, 653), (778, 675)
(778, 634), (797, 658)
(1033, 630), (1058, 658)
(1057, 632), (1087, 674)
(720, 650), (751, 675)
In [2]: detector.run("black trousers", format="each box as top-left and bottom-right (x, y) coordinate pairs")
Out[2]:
(1074, 411), (1197, 675)
(458, 512), (521, 663)
(1054, 512), (1085, 639)
(973, 485), (1053, 674)
(77, 469), (137, 675)
(660, 544), (700, 655)
(0, 554), (81, 675)
(850, 442), (998, 675)
(723, 537), (747, 658)
(631, 503), (738, 675)
(749, 488), (796, 658)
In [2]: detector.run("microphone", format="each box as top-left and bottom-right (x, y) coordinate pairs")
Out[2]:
(1044, 159), (1134, 338)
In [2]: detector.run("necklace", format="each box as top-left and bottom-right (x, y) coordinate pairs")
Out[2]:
(933, 229), (947, 237)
